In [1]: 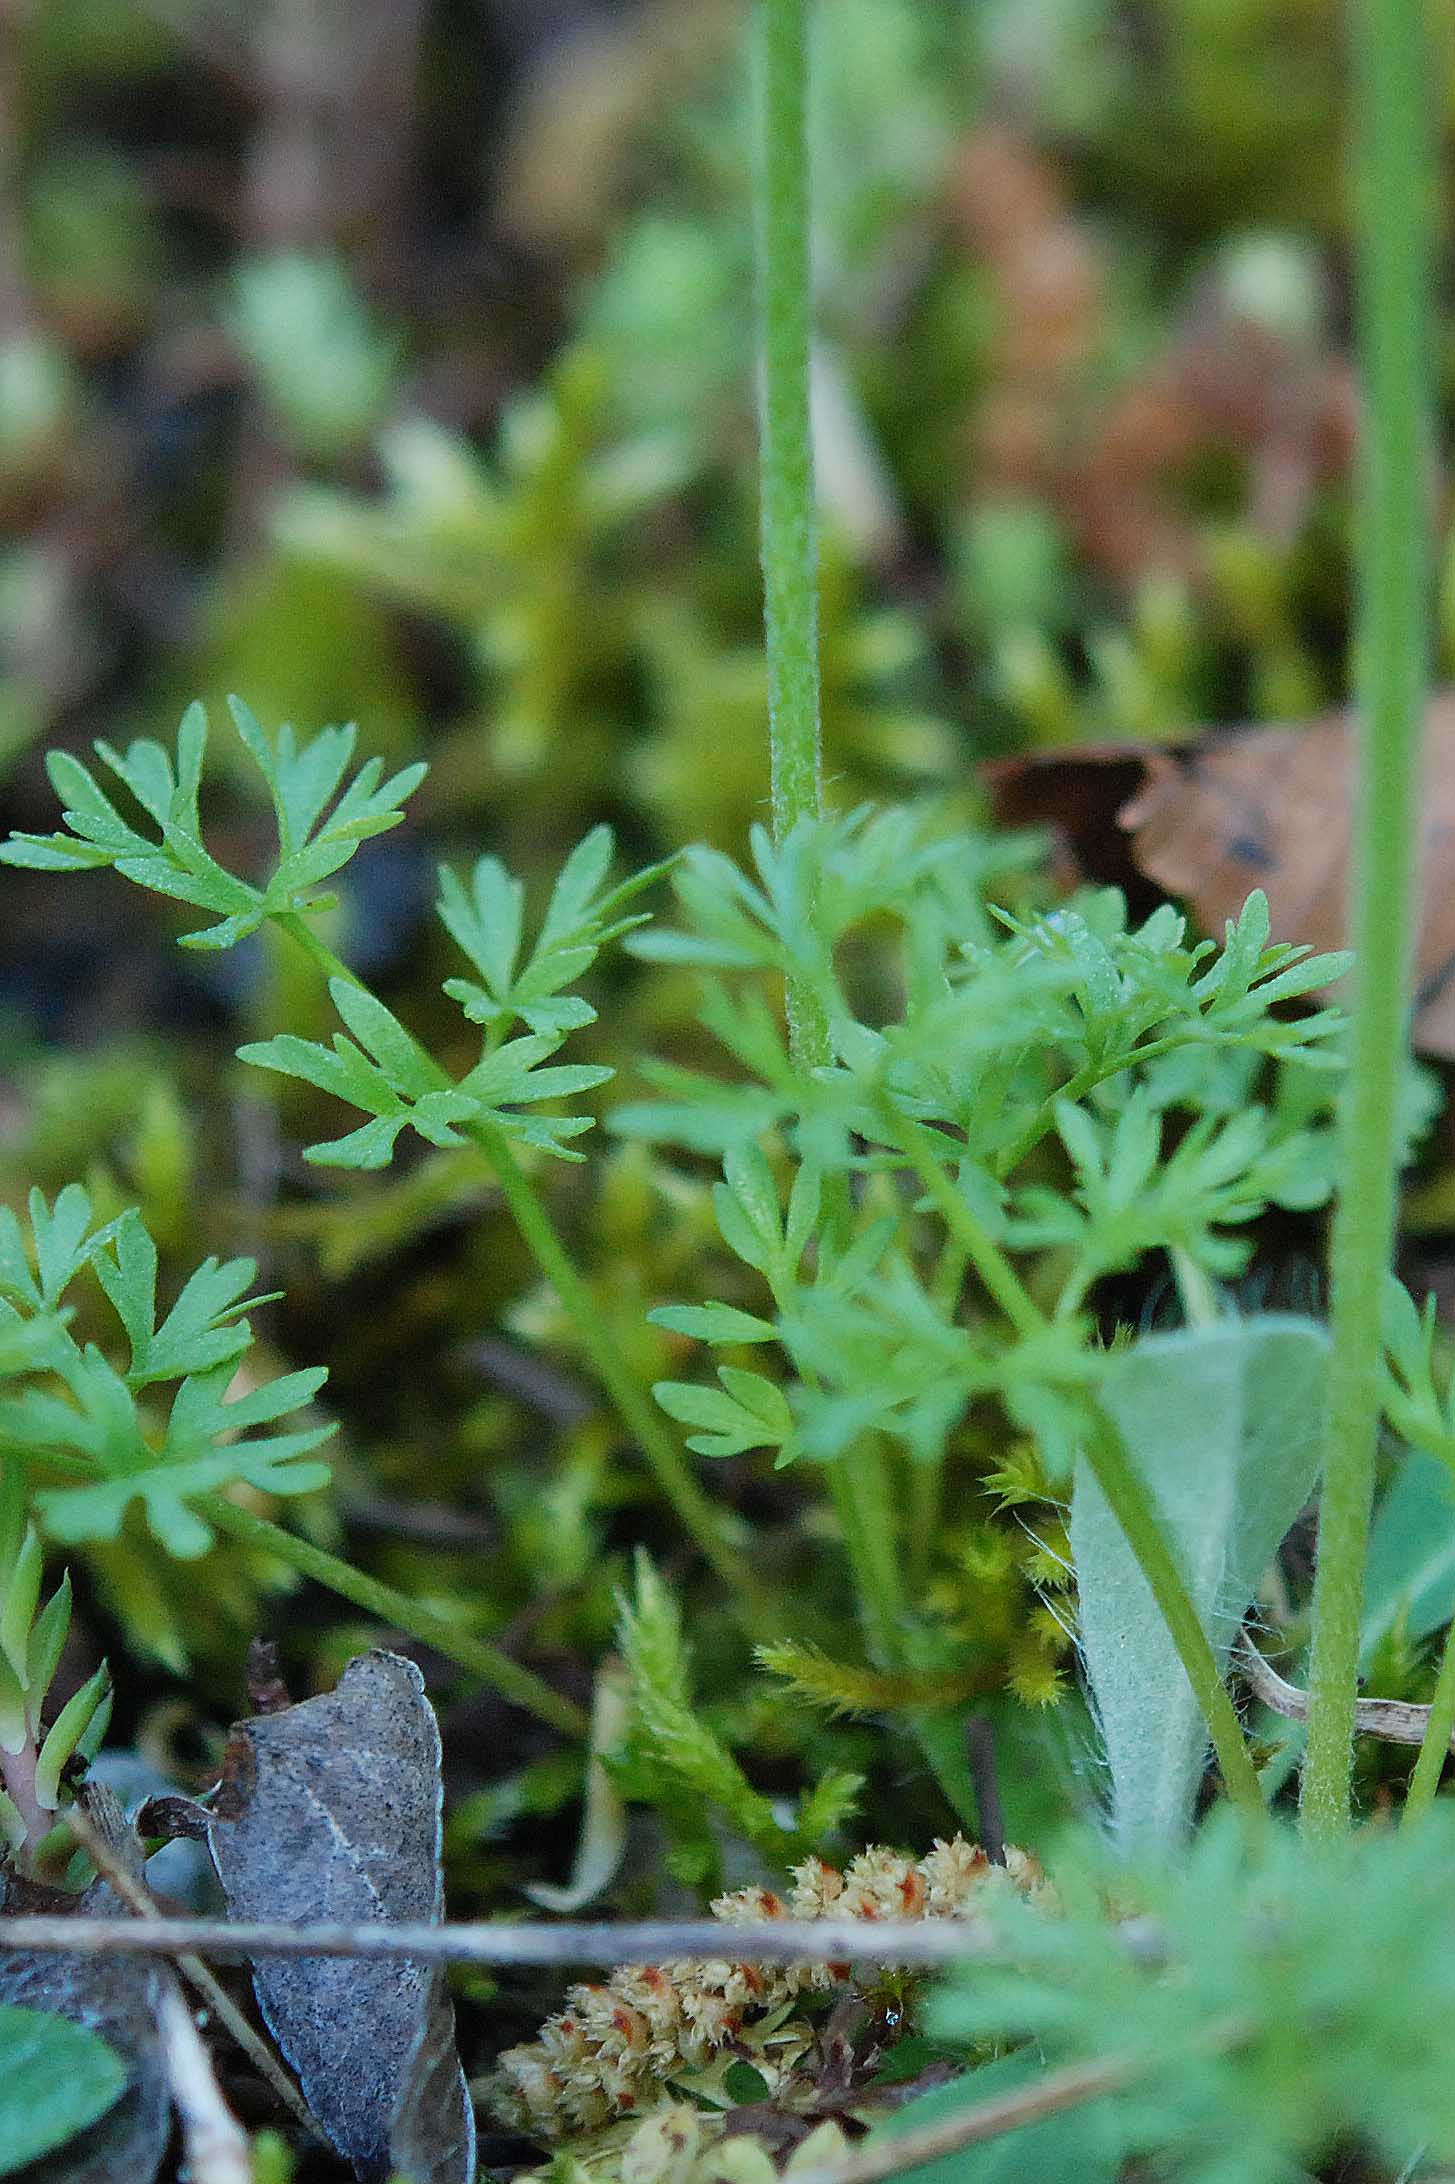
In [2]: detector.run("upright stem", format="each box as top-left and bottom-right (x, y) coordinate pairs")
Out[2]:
(1301, 0), (1434, 1842)
(755, 0), (831, 1069)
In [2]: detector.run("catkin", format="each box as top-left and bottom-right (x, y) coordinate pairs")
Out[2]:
(492, 1836), (1041, 2136)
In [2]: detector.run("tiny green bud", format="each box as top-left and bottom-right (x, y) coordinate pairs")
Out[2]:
(35, 1661), (109, 1811)
(25, 1574), (73, 1732)
(0, 1649), (27, 1756)
(0, 1526), (43, 1678)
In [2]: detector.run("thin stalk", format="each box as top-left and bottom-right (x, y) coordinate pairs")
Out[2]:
(201, 1495), (585, 1736)
(907, 1234), (968, 1584)
(1170, 1245), (1220, 1331)
(1081, 1420), (1265, 1822)
(993, 1038), (1184, 1182)
(1402, 1616), (1455, 1825)
(886, 1106), (1044, 1340)
(477, 1120), (758, 1605)
(753, 0), (905, 1642)
(1301, 0), (1434, 1842)
(271, 914), (758, 1608)
(755, 0), (832, 1068)
(824, 1447), (903, 1664)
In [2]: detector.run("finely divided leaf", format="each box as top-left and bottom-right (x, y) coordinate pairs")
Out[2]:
(1, 699), (426, 948)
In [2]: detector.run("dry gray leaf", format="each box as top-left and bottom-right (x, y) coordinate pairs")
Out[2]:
(0, 1787), (172, 2184)
(207, 1649), (475, 2184)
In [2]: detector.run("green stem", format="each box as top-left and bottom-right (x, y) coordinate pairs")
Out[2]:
(1081, 1419), (1265, 1822)
(753, 0), (909, 1660)
(272, 915), (759, 1609)
(826, 1440), (904, 1663)
(479, 1119), (757, 1606)
(994, 1039), (1184, 1182)
(1170, 1246), (1220, 1331)
(755, 0), (831, 1069)
(201, 1495), (586, 1737)
(886, 1106), (1045, 1339)
(1301, 0), (1433, 1843)
(1402, 1615), (1455, 1825)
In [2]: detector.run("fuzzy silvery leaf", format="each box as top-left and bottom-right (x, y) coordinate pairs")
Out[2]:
(207, 1651), (474, 2184)
(1070, 1316), (1327, 1852)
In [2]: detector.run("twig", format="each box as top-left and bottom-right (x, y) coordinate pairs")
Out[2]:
(0, 1914), (1017, 1969)
(794, 2053), (1141, 2184)
(156, 1982), (254, 2184)
(791, 2015), (1249, 2184)
(64, 1803), (319, 2139)
(1237, 1633), (1455, 1751)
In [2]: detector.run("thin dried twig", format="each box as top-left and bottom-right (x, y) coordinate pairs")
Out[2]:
(64, 1803), (319, 2138)
(1237, 1632), (1455, 1750)
(791, 2014), (1249, 2184)
(155, 1982), (254, 2184)
(0, 1913), (1010, 1969)
(795, 2053), (1140, 2184)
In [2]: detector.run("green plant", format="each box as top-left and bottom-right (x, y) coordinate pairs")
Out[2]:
(0, 0), (1449, 2174)
(0, 1465), (110, 1869)
(1298, 0), (1435, 1843)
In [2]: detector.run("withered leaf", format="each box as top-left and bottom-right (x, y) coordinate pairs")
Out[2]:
(207, 1649), (475, 2184)
(0, 1787), (171, 2184)
(984, 695), (1455, 1058)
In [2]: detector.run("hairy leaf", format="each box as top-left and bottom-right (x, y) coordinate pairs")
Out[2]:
(1070, 1316), (1327, 1850)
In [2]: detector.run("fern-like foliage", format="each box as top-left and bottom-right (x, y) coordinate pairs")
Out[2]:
(0, 1191), (331, 1559)
(0, 698), (423, 948)
(241, 827), (668, 1169)
(3, 703), (667, 1172)
(627, 812), (1357, 1496)
(929, 1807), (1455, 2182)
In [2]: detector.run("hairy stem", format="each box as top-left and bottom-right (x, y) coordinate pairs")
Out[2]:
(271, 913), (758, 1608)
(1082, 1419), (1265, 1822)
(200, 1494), (585, 1736)
(755, 0), (831, 1068)
(1301, 0), (1433, 1843)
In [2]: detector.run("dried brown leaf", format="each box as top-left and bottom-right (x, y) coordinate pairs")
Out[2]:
(984, 695), (1455, 1058)
(206, 1649), (474, 2184)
